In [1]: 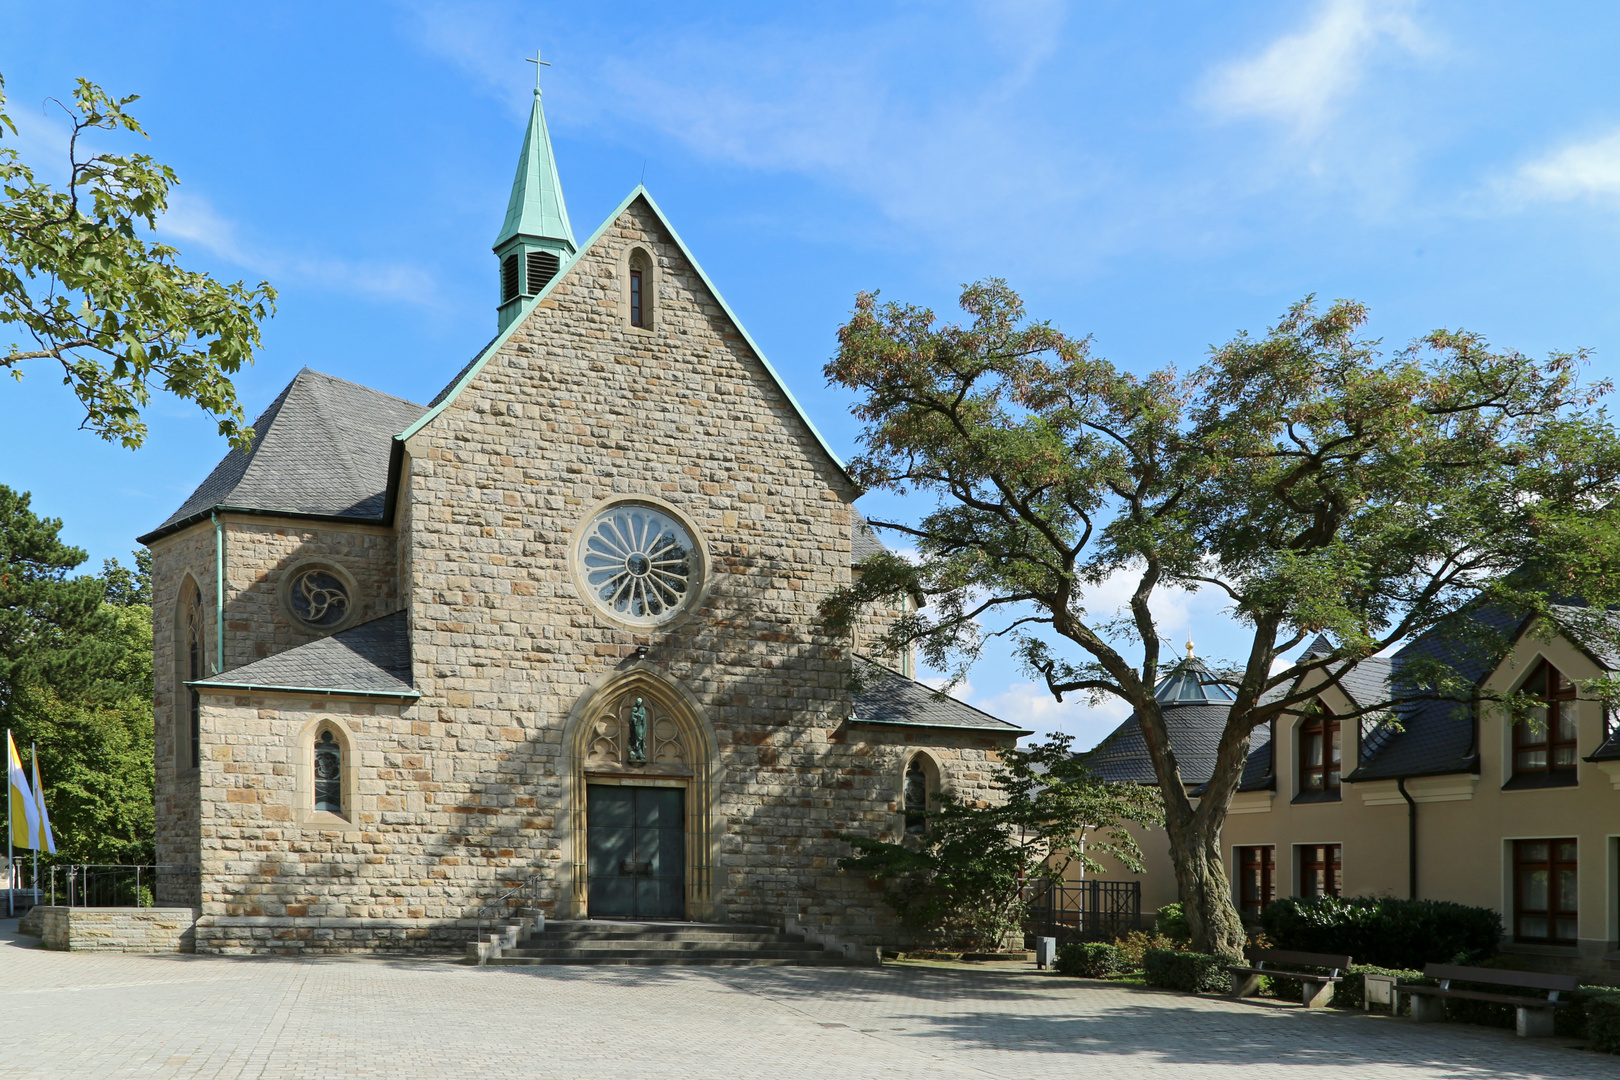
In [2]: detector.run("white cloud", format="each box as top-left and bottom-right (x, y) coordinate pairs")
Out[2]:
(971, 680), (1131, 751)
(1201, 0), (1430, 138)
(159, 192), (437, 305)
(1512, 129), (1620, 203)
(921, 675), (975, 703)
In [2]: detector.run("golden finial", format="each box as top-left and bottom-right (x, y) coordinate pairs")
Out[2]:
(1186, 638), (1195, 659)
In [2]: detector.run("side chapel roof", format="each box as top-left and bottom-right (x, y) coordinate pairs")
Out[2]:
(139, 369), (426, 544)
(850, 657), (1031, 736)
(191, 609), (416, 699)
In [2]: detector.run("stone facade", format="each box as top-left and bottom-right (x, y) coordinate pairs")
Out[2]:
(149, 193), (1022, 955)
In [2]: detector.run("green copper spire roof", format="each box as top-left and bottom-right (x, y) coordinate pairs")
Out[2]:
(494, 80), (575, 253)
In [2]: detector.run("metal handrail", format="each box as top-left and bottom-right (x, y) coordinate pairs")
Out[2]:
(34, 863), (200, 908)
(473, 873), (544, 946)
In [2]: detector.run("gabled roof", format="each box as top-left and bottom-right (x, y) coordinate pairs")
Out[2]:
(400, 186), (851, 485)
(850, 657), (1030, 736)
(191, 610), (415, 698)
(140, 369), (426, 544)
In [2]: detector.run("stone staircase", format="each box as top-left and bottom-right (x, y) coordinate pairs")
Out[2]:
(470, 919), (864, 967)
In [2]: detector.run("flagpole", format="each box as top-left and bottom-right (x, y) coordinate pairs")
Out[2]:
(30, 742), (38, 913)
(6, 729), (12, 919)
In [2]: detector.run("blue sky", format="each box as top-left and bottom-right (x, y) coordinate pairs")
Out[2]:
(4, 1), (1620, 748)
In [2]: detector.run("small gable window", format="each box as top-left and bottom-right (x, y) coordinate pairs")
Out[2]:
(627, 248), (653, 329)
(1513, 659), (1578, 784)
(314, 730), (343, 815)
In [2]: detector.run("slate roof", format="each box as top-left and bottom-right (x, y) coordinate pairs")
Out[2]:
(141, 369), (426, 543)
(1080, 702), (1233, 786)
(850, 658), (1030, 735)
(191, 610), (415, 698)
(851, 508), (888, 563)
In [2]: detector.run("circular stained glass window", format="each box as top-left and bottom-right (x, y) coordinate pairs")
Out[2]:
(579, 504), (698, 624)
(289, 569), (351, 628)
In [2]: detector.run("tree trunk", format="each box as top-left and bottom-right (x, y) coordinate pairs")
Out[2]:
(1164, 808), (1247, 959)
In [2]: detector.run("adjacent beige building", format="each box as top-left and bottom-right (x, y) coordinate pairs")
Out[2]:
(1078, 625), (1620, 983)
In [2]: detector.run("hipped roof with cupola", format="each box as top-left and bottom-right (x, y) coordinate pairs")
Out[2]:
(142, 62), (852, 547)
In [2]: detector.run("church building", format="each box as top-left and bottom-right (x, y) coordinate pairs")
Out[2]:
(138, 77), (1027, 954)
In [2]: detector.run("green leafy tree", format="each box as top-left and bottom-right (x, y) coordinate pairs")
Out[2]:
(0, 485), (119, 710)
(839, 735), (1162, 951)
(1, 487), (154, 862)
(1, 73), (274, 450)
(824, 281), (1620, 958)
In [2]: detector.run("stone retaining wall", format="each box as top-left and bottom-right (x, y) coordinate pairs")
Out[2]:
(28, 906), (199, 952)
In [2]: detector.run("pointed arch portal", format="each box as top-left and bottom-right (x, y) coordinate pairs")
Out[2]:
(562, 666), (718, 920)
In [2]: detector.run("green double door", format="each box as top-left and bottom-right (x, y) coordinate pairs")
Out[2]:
(586, 784), (685, 920)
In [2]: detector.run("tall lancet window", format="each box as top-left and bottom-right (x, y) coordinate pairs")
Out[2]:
(314, 730), (343, 814)
(904, 759), (928, 835)
(185, 587), (205, 770)
(630, 269), (644, 327)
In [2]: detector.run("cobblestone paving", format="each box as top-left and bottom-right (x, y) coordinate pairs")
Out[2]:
(3, 922), (1609, 1079)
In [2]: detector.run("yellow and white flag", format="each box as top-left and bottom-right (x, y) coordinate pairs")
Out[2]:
(7, 731), (40, 851)
(31, 754), (56, 855)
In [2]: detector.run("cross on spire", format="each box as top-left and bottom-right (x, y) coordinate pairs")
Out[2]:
(525, 48), (550, 92)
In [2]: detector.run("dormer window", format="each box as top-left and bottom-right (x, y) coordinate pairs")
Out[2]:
(1297, 704), (1341, 800)
(1511, 659), (1577, 786)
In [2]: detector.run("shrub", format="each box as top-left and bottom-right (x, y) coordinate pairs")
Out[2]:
(1143, 949), (1229, 995)
(1055, 942), (1121, 978)
(1112, 931), (1178, 972)
(1260, 895), (1501, 970)
(1154, 903), (1191, 945)
(1587, 992), (1620, 1054)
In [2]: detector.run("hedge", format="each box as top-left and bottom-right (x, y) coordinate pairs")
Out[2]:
(1143, 949), (1229, 995)
(1055, 942), (1121, 978)
(1588, 992), (1620, 1054)
(1260, 895), (1501, 969)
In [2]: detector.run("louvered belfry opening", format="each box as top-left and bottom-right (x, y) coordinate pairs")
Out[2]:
(526, 250), (560, 295)
(501, 254), (521, 303)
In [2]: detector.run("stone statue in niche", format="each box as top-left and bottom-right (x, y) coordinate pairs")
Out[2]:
(586, 692), (689, 769)
(628, 697), (648, 763)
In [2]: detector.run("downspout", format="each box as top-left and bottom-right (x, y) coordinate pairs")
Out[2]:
(1397, 777), (1417, 900)
(211, 511), (225, 675)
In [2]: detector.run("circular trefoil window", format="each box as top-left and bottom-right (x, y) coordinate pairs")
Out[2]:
(580, 504), (697, 624)
(289, 569), (351, 628)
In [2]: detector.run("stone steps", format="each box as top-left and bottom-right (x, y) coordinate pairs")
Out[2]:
(473, 919), (858, 967)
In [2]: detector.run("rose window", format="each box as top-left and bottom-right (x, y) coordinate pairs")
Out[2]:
(580, 505), (697, 624)
(289, 569), (350, 628)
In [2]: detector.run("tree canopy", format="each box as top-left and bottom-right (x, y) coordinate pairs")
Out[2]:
(824, 280), (1620, 956)
(1, 73), (274, 450)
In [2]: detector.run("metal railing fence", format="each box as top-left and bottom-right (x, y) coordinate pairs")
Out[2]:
(21, 863), (201, 909)
(474, 873), (543, 945)
(1020, 878), (1143, 945)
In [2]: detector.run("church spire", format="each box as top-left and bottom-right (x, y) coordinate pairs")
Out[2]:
(494, 50), (576, 330)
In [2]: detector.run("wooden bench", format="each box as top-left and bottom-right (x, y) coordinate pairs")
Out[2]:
(1397, 963), (1579, 1038)
(1228, 948), (1352, 1009)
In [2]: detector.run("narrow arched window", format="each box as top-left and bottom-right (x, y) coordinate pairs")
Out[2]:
(630, 269), (644, 326)
(314, 730), (342, 814)
(904, 758), (928, 835)
(627, 249), (653, 329)
(185, 587), (205, 769)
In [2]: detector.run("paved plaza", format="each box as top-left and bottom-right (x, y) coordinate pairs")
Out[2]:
(3, 921), (1610, 1080)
